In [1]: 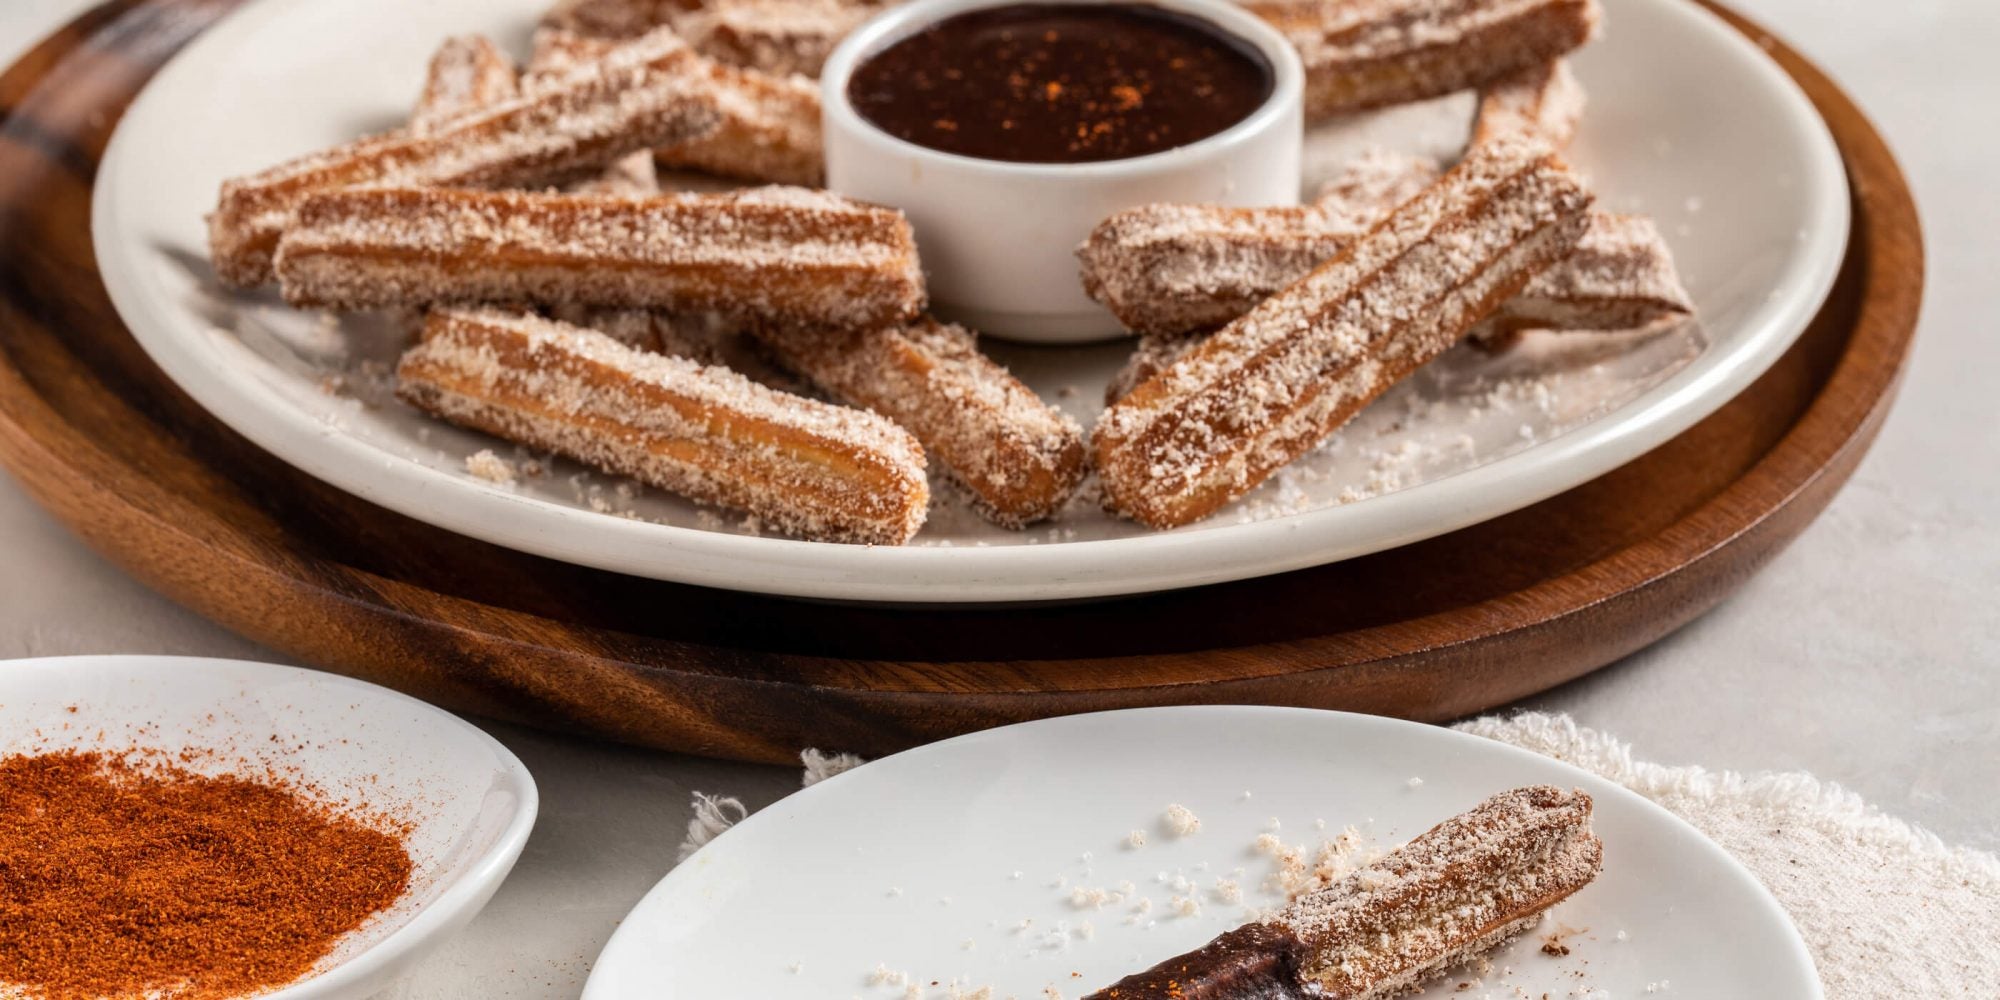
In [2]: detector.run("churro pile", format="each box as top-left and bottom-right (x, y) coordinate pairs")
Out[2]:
(208, 0), (1694, 543)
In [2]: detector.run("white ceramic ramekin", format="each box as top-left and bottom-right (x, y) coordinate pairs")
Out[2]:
(821, 0), (1305, 343)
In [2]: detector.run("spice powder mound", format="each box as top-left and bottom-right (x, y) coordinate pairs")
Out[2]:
(0, 750), (414, 1000)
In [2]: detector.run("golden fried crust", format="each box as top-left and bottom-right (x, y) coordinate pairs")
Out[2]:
(1092, 142), (1594, 529)
(272, 185), (925, 327)
(1253, 0), (1602, 122)
(208, 28), (720, 287)
(410, 35), (521, 133)
(1279, 786), (1602, 999)
(752, 317), (1087, 526)
(398, 308), (929, 544)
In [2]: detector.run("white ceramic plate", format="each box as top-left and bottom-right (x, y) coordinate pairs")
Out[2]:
(0, 655), (538, 1000)
(583, 707), (1820, 998)
(93, 0), (1848, 602)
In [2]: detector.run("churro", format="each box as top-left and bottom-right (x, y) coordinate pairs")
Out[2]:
(1280, 786), (1602, 998)
(409, 35), (520, 133)
(528, 27), (823, 185)
(272, 185), (926, 327)
(674, 0), (878, 78)
(751, 317), (1086, 526)
(541, 0), (682, 38)
(209, 27), (720, 287)
(1093, 141), (1593, 529)
(1078, 148), (1440, 337)
(1084, 786), (1602, 1000)
(520, 29), (665, 196)
(1471, 58), (1585, 149)
(397, 308), (929, 544)
(1104, 211), (1690, 401)
(1476, 211), (1693, 337)
(1250, 0), (1602, 122)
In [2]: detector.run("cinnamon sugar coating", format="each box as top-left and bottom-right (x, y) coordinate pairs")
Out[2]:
(529, 27), (824, 185)
(1471, 58), (1585, 150)
(1247, 0), (1602, 122)
(676, 0), (880, 78)
(1092, 141), (1594, 529)
(272, 185), (925, 327)
(1079, 149), (1440, 337)
(208, 27), (720, 287)
(542, 0), (686, 38)
(1104, 210), (1691, 403)
(410, 35), (520, 133)
(398, 308), (930, 544)
(751, 317), (1087, 526)
(1276, 786), (1602, 999)
(1475, 211), (1693, 337)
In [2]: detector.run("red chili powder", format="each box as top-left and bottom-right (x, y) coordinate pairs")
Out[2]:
(0, 750), (413, 999)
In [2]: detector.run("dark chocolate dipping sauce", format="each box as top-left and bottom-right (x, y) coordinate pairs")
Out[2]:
(847, 3), (1275, 164)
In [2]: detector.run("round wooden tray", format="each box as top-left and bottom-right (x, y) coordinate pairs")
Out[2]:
(0, 0), (1921, 763)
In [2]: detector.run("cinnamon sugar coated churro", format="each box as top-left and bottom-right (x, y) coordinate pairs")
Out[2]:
(675, 0), (879, 78)
(272, 185), (925, 327)
(1085, 786), (1601, 999)
(1078, 149), (1440, 337)
(752, 317), (1087, 526)
(208, 28), (720, 287)
(541, 0), (682, 38)
(1476, 211), (1693, 336)
(1093, 141), (1594, 529)
(528, 28), (825, 186)
(1277, 786), (1602, 998)
(1106, 211), (1689, 401)
(1472, 58), (1586, 149)
(410, 35), (520, 132)
(397, 308), (930, 544)
(1252, 0), (1602, 122)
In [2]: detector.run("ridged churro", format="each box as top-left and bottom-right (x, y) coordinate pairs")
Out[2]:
(409, 35), (520, 133)
(528, 27), (824, 186)
(1079, 148), (1440, 337)
(1471, 58), (1585, 149)
(1475, 211), (1693, 337)
(675, 0), (879, 78)
(1248, 0), (1602, 122)
(1279, 786), (1602, 998)
(541, 0), (683, 38)
(1093, 141), (1593, 529)
(397, 308), (930, 544)
(1105, 210), (1690, 401)
(1084, 786), (1602, 1000)
(209, 27), (720, 287)
(272, 185), (925, 327)
(751, 317), (1087, 526)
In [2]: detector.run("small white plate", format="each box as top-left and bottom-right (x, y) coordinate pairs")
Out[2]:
(583, 707), (1820, 998)
(0, 655), (538, 1000)
(93, 0), (1848, 602)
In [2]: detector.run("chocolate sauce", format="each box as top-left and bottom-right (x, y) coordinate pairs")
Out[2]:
(848, 3), (1274, 163)
(1083, 923), (1310, 999)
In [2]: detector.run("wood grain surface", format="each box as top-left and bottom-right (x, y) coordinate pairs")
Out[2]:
(0, 0), (1922, 762)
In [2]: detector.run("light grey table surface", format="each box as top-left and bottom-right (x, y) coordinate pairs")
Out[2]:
(1, 0), (1994, 994)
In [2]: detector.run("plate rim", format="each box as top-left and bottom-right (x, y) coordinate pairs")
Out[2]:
(90, 0), (1852, 603)
(0, 653), (541, 1000)
(581, 705), (1823, 998)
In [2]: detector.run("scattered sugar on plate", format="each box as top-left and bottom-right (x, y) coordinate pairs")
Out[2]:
(1162, 803), (1201, 837)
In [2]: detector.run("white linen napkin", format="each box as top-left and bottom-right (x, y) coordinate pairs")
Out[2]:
(681, 714), (2000, 996)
